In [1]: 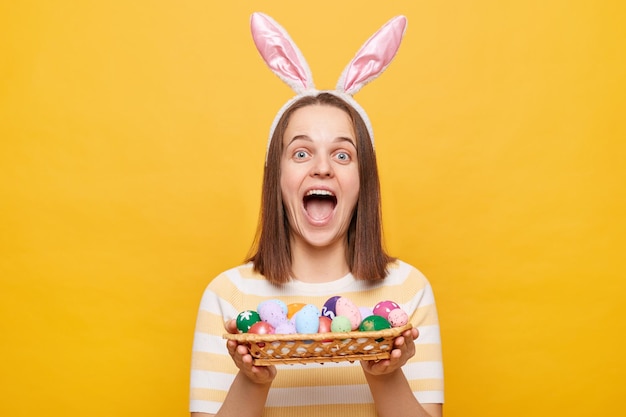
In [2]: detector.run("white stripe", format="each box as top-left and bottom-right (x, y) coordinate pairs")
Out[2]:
(199, 289), (238, 318)
(415, 324), (441, 344)
(190, 370), (235, 390)
(415, 390), (444, 404)
(404, 361), (444, 379)
(192, 332), (229, 354)
(266, 384), (373, 407)
(220, 260), (430, 297)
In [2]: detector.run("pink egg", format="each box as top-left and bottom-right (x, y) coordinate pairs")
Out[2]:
(373, 300), (401, 320)
(335, 297), (362, 330)
(387, 308), (409, 327)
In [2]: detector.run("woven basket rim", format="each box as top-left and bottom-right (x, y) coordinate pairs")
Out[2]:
(223, 323), (412, 342)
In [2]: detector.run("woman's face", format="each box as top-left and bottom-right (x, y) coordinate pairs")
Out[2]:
(280, 104), (360, 250)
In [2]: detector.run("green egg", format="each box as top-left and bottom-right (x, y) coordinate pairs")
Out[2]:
(236, 310), (261, 333)
(359, 315), (391, 332)
(330, 315), (352, 332)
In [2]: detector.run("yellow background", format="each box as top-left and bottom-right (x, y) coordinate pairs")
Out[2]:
(1, 1), (624, 416)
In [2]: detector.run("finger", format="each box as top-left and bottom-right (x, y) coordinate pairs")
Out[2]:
(226, 339), (239, 355)
(225, 319), (238, 334)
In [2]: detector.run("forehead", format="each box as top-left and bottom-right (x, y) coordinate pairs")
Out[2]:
(283, 104), (355, 143)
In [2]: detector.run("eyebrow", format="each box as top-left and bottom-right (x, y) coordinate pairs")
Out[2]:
(287, 135), (357, 149)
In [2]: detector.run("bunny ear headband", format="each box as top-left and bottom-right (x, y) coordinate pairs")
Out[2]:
(250, 12), (408, 156)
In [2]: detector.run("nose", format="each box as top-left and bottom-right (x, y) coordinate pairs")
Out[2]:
(311, 155), (333, 178)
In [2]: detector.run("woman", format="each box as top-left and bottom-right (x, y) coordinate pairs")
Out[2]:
(189, 13), (443, 417)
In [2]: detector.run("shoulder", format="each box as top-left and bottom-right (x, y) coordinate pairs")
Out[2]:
(207, 263), (265, 287)
(386, 259), (430, 285)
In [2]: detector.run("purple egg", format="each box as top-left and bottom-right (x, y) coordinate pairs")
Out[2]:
(359, 306), (374, 320)
(258, 300), (288, 328)
(274, 320), (297, 334)
(321, 296), (341, 319)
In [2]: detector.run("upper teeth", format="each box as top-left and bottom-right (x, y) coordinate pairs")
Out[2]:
(306, 189), (334, 197)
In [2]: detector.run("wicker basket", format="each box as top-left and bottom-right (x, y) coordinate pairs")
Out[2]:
(223, 323), (412, 365)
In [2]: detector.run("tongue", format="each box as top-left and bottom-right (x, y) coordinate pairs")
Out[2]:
(306, 199), (334, 221)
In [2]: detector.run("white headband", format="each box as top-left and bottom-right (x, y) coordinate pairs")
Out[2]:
(250, 12), (407, 157)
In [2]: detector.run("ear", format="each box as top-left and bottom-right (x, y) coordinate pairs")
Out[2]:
(337, 16), (407, 96)
(250, 12), (315, 93)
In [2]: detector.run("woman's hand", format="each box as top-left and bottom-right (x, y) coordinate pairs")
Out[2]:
(360, 327), (419, 376)
(224, 319), (277, 385)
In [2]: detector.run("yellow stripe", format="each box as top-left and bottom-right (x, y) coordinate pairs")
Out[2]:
(414, 304), (440, 327)
(264, 403), (377, 417)
(194, 310), (227, 334)
(411, 343), (443, 362)
(270, 365), (366, 388)
(190, 387), (227, 402)
(238, 264), (264, 279)
(409, 378), (445, 392)
(206, 262), (436, 317)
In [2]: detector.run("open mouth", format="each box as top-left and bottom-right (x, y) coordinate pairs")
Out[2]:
(303, 189), (337, 221)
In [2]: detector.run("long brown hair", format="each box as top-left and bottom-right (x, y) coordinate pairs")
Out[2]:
(246, 93), (395, 284)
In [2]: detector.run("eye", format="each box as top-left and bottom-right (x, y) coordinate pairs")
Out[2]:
(334, 151), (351, 163)
(294, 150), (310, 160)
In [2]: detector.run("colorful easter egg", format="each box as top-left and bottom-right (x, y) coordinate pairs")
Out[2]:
(321, 296), (341, 319)
(359, 306), (374, 320)
(236, 310), (261, 333)
(330, 315), (352, 333)
(318, 316), (333, 342)
(335, 297), (362, 330)
(274, 320), (297, 334)
(359, 315), (391, 339)
(258, 300), (288, 328)
(287, 303), (306, 319)
(387, 308), (409, 327)
(295, 304), (320, 334)
(318, 316), (332, 333)
(373, 300), (401, 320)
(248, 321), (275, 335)
(258, 299), (288, 315)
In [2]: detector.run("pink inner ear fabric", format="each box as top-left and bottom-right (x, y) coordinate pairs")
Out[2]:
(343, 17), (406, 93)
(251, 14), (309, 91)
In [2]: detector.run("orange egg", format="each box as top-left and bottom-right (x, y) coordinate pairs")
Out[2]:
(287, 302), (306, 319)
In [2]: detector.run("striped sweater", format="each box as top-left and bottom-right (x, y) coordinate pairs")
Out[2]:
(190, 260), (444, 416)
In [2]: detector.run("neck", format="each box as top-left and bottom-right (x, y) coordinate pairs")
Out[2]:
(290, 238), (350, 283)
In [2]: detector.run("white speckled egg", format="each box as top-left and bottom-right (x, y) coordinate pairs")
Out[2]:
(387, 308), (409, 327)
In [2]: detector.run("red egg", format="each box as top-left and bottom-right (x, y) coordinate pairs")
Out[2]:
(318, 316), (332, 333)
(318, 316), (333, 342)
(248, 321), (275, 335)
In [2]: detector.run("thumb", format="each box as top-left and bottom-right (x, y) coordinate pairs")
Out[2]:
(224, 319), (238, 334)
